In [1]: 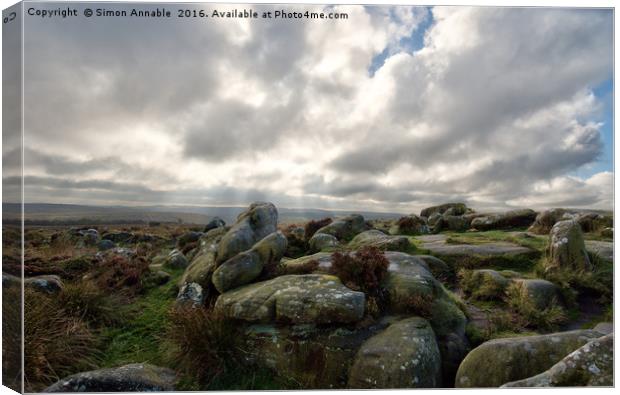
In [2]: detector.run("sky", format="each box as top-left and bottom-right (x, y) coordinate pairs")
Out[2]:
(2, 4), (614, 213)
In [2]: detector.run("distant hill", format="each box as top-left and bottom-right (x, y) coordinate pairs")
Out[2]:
(2, 203), (403, 226)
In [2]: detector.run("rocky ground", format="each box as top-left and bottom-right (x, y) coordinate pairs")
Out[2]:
(2, 202), (614, 391)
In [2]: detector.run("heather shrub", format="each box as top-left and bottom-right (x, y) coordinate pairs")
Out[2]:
(93, 254), (150, 295)
(504, 283), (567, 330)
(165, 305), (239, 385)
(57, 281), (126, 326)
(304, 218), (333, 241)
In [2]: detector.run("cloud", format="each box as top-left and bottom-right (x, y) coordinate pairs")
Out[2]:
(8, 5), (613, 212)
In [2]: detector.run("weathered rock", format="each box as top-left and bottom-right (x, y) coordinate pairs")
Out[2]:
(216, 202), (278, 264)
(416, 234), (537, 269)
(585, 240), (613, 262)
(593, 322), (613, 336)
(279, 252), (333, 275)
(528, 208), (572, 235)
(348, 317), (442, 388)
(146, 270), (171, 286)
(204, 217), (226, 232)
(81, 229), (99, 246)
(102, 231), (133, 243)
(462, 269), (509, 300)
(164, 249), (189, 269)
(308, 233), (339, 252)
(389, 215), (428, 236)
(508, 279), (561, 310)
(176, 282), (204, 307)
(349, 230), (411, 252)
(415, 255), (452, 282)
(43, 363), (177, 392)
(97, 239), (115, 251)
(212, 232), (287, 293)
(427, 212), (444, 233)
(239, 320), (391, 388)
(546, 220), (591, 272)
(314, 214), (366, 241)
(576, 212), (613, 233)
(24, 275), (63, 294)
(214, 274), (365, 324)
(455, 329), (602, 387)
(471, 209), (537, 231)
(421, 203), (468, 218)
(501, 334), (613, 387)
(600, 227), (613, 238)
(382, 250), (468, 382)
(177, 231), (202, 248)
(179, 227), (227, 290)
(212, 250), (262, 293)
(442, 215), (471, 231)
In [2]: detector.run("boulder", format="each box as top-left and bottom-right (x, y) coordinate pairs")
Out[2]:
(576, 212), (613, 233)
(204, 217), (226, 232)
(212, 250), (262, 293)
(421, 203), (468, 218)
(102, 231), (133, 243)
(348, 317), (442, 388)
(427, 212), (444, 233)
(501, 334), (613, 387)
(600, 227), (613, 238)
(593, 322), (613, 336)
(81, 229), (99, 246)
(308, 233), (339, 252)
(179, 227), (227, 290)
(164, 249), (189, 269)
(214, 274), (365, 324)
(349, 230), (411, 252)
(461, 269), (509, 300)
(97, 239), (115, 251)
(216, 202), (278, 264)
(24, 275), (63, 294)
(442, 215), (471, 231)
(43, 363), (177, 392)
(212, 231), (287, 293)
(546, 220), (591, 272)
(314, 214), (366, 241)
(528, 208), (571, 235)
(455, 329), (602, 387)
(585, 240), (613, 262)
(176, 282), (204, 307)
(508, 279), (561, 310)
(279, 252), (333, 275)
(146, 270), (171, 286)
(177, 231), (202, 248)
(389, 215), (428, 236)
(470, 209), (537, 231)
(415, 255), (452, 282)
(239, 320), (391, 389)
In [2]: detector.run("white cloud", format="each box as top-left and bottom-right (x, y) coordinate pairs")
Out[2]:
(9, 5), (613, 212)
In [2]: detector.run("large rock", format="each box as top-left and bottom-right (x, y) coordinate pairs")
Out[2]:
(421, 203), (468, 218)
(178, 227), (227, 292)
(239, 320), (391, 389)
(43, 363), (177, 392)
(576, 212), (613, 233)
(585, 240), (613, 262)
(528, 208), (571, 235)
(102, 231), (133, 243)
(314, 214), (366, 241)
(389, 215), (428, 236)
(164, 249), (189, 269)
(382, 251), (468, 384)
(470, 209), (537, 231)
(214, 274), (365, 324)
(176, 282), (205, 307)
(204, 217), (226, 232)
(279, 252), (333, 275)
(502, 334), (613, 387)
(442, 215), (471, 231)
(212, 231), (287, 293)
(509, 279), (561, 310)
(348, 317), (442, 388)
(349, 230), (411, 252)
(455, 329), (602, 387)
(546, 220), (591, 272)
(308, 233), (339, 253)
(177, 231), (202, 248)
(216, 202), (278, 264)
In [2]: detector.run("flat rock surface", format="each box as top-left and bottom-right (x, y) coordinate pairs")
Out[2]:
(416, 234), (533, 256)
(585, 240), (613, 262)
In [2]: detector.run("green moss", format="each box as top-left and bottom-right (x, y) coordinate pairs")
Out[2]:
(99, 267), (185, 367)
